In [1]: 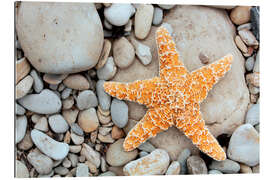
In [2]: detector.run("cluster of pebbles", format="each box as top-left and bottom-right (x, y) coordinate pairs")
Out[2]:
(15, 3), (259, 178)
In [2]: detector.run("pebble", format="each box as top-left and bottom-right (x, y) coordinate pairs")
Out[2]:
(16, 75), (33, 99)
(135, 4), (154, 39)
(16, 3), (103, 74)
(95, 39), (111, 69)
(208, 170), (223, 174)
(16, 160), (29, 178)
(48, 114), (69, 133)
(113, 37), (135, 69)
(62, 96), (74, 110)
(69, 145), (82, 154)
(254, 51), (259, 73)
(152, 7), (163, 25)
(30, 70), (43, 93)
(235, 35), (248, 53)
(70, 123), (84, 136)
(101, 157), (107, 172)
(31, 129), (69, 160)
(158, 4), (175, 9)
(98, 105), (111, 116)
(27, 149), (53, 175)
(98, 134), (115, 143)
(79, 155), (86, 163)
(138, 141), (156, 152)
(187, 156), (207, 174)
(237, 23), (252, 31)
(43, 74), (68, 85)
(227, 124), (259, 166)
(130, 37), (152, 65)
(16, 57), (30, 84)
(18, 130), (33, 150)
(54, 166), (69, 176)
(34, 117), (49, 132)
(166, 161), (181, 175)
(62, 108), (79, 125)
(97, 111), (112, 125)
(16, 115), (27, 144)
(63, 74), (90, 90)
(111, 98), (128, 128)
(61, 88), (72, 99)
(124, 19), (132, 32)
(76, 163), (89, 177)
(68, 153), (79, 167)
(177, 148), (191, 174)
(103, 19), (113, 30)
(70, 132), (84, 145)
(98, 127), (112, 136)
(104, 3), (135, 26)
(16, 102), (25, 115)
(240, 163), (252, 173)
(111, 125), (125, 139)
(252, 164), (260, 173)
(139, 151), (149, 158)
(230, 6), (252, 25)
(62, 158), (72, 168)
(18, 89), (62, 114)
(49, 84), (58, 91)
(209, 159), (240, 173)
(245, 56), (255, 71)
(123, 149), (170, 175)
(58, 83), (66, 92)
(99, 171), (116, 176)
(76, 90), (98, 110)
(106, 138), (138, 166)
(250, 7), (260, 41)
(81, 143), (101, 168)
(97, 57), (117, 80)
(245, 104), (259, 125)
(238, 29), (259, 46)
(78, 108), (99, 133)
(96, 80), (111, 111)
(31, 114), (42, 124)
(246, 72), (260, 87)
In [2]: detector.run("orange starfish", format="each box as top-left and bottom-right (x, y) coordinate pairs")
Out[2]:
(104, 27), (233, 161)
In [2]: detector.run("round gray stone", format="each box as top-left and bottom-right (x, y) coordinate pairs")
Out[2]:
(76, 90), (98, 110)
(110, 98), (128, 128)
(96, 80), (111, 111)
(48, 114), (69, 133)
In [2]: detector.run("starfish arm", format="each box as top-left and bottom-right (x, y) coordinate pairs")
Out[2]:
(175, 106), (226, 161)
(190, 54), (233, 103)
(156, 27), (188, 81)
(123, 107), (174, 151)
(103, 77), (161, 106)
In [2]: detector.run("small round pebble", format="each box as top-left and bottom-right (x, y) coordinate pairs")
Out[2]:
(111, 98), (128, 128)
(187, 156), (207, 174)
(177, 148), (191, 174)
(16, 57), (30, 84)
(235, 35), (248, 53)
(48, 114), (69, 133)
(76, 90), (98, 110)
(69, 145), (82, 154)
(230, 6), (252, 25)
(240, 163), (252, 173)
(61, 88), (72, 99)
(96, 80), (111, 111)
(70, 132), (84, 145)
(27, 150), (53, 175)
(68, 153), (79, 167)
(18, 130), (33, 150)
(130, 37), (152, 65)
(245, 103), (259, 125)
(78, 108), (99, 133)
(166, 161), (181, 175)
(97, 57), (117, 80)
(54, 166), (69, 176)
(245, 56), (255, 71)
(71, 123), (84, 136)
(95, 39), (112, 69)
(16, 115), (27, 144)
(63, 74), (90, 90)
(43, 74), (68, 85)
(30, 69), (44, 93)
(152, 7), (163, 25)
(34, 116), (49, 132)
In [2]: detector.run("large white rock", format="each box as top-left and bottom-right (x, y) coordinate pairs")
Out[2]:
(112, 5), (250, 161)
(16, 2), (104, 74)
(31, 129), (69, 160)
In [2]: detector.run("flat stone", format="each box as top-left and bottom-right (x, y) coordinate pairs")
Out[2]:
(62, 157), (72, 168)
(239, 29), (259, 46)
(18, 130), (33, 150)
(27, 149), (53, 175)
(16, 160), (29, 178)
(245, 104), (259, 125)
(96, 39), (111, 69)
(16, 57), (30, 84)
(123, 149), (170, 175)
(97, 111), (111, 125)
(113, 37), (135, 69)
(80, 143), (101, 168)
(209, 159), (240, 173)
(16, 115), (27, 144)
(187, 156), (207, 174)
(78, 108), (99, 133)
(18, 89), (62, 114)
(152, 7), (163, 26)
(30, 70), (44, 93)
(76, 90), (98, 110)
(76, 163), (89, 177)
(68, 153), (78, 168)
(166, 161), (181, 175)
(104, 3), (135, 26)
(237, 23), (252, 31)
(34, 116), (49, 132)
(70, 132), (84, 145)
(69, 145), (82, 154)
(96, 80), (111, 111)
(97, 57), (117, 80)
(235, 35), (248, 53)
(134, 4), (154, 39)
(111, 98), (128, 128)
(43, 74), (68, 85)
(16, 102), (25, 115)
(106, 139), (138, 166)
(16, 75), (33, 99)
(16, 2), (103, 74)
(70, 123), (84, 136)
(63, 74), (90, 90)
(227, 124), (259, 166)
(48, 114), (69, 133)
(31, 129), (69, 160)
(230, 6), (252, 25)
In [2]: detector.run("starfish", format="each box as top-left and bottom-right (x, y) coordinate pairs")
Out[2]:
(104, 27), (233, 161)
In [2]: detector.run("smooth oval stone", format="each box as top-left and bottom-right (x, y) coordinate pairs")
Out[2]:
(111, 98), (128, 128)
(48, 114), (69, 133)
(76, 90), (98, 110)
(16, 160), (29, 178)
(165, 161), (181, 175)
(16, 115), (27, 144)
(63, 74), (90, 90)
(16, 57), (31, 84)
(27, 150), (53, 175)
(16, 2), (104, 74)
(78, 108), (99, 133)
(209, 159), (240, 173)
(152, 7), (163, 26)
(96, 80), (111, 111)
(97, 57), (117, 80)
(16, 75), (33, 99)
(30, 69), (44, 93)
(187, 156), (208, 174)
(31, 129), (69, 160)
(18, 89), (62, 114)
(245, 104), (259, 125)
(43, 74), (68, 85)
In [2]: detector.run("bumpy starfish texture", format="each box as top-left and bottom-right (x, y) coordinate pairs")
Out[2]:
(104, 27), (233, 161)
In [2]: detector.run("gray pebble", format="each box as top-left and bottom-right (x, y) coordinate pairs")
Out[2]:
(245, 104), (259, 125)
(152, 7), (163, 25)
(97, 57), (117, 80)
(76, 163), (89, 177)
(96, 80), (111, 111)
(139, 151), (149, 158)
(54, 166), (69, 176)
(177, 148), (191, 174)
(61, 88), (72, 99)
(16, 115), (27, 144)
(237, 23), (252, 31)
(111, 98), (128, 128)
(138, 141), (156, 152)
(187, 156), (207, 174)
(30, 69), (44, 93)
(62, 158), (72, 168)
(16, 102), (25, 115)
(245, 56), (255, 71)
(68, 153), (79, 167)
(27, 150), (53, 175)
(209, 159), (240, 173)
(48, 114), (69, 133)
(49, 84), (58, 90)
(76, 90), (98, 110)
(253, 51), (259, 73)
(71, 123), (84, 136)
(208, 170), (223, 174)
